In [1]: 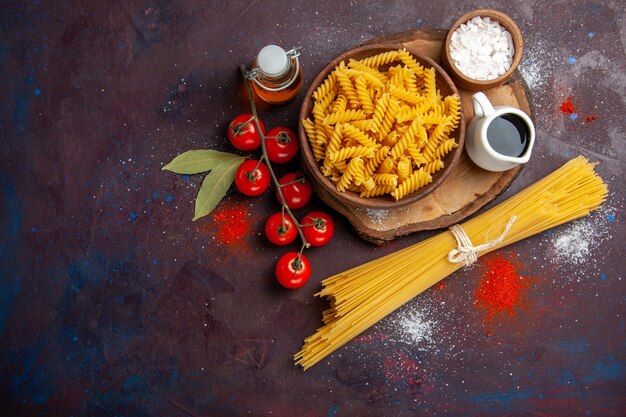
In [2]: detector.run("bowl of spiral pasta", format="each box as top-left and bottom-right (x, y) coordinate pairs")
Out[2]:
(298, 44), (465, 210)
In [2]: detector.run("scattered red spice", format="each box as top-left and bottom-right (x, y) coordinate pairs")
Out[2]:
(474, 253), (531, 324)
(585, 115), (597, 123)
(559, 96), (576, 114)
(212, 201), (250, 244)
(197, 199), (256, 255)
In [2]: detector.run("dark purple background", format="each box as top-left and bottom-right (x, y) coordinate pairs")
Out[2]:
(1, 1), (624, 416)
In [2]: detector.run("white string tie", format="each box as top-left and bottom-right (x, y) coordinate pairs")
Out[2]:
(447, 216), (517, 268)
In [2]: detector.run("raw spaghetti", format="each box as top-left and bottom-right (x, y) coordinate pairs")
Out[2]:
(295, 156), (607, 369)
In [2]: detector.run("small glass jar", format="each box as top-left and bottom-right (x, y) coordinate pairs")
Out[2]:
(247, 45), (303, 105)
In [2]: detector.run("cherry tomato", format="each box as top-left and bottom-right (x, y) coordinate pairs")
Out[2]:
(275, 252), (311, 289)
(235, 160), (270, 196)
(265, 212), (298, 246)
(300, 211), (334, 246)
(276, 172), (312, 209)
(265, 127), (299, 164)
(228, 114), (265, 151)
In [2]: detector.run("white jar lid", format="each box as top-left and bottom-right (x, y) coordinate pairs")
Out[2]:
(257, 45), (289, 77)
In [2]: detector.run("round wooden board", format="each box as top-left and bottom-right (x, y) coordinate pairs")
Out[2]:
(308, 29), (533, 244)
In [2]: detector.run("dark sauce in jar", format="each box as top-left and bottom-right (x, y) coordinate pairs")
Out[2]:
(486, 114), (529, 157)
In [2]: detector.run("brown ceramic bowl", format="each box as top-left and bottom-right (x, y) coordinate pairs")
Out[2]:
(441, 8), (523, 91)
(298, 44), (465, 210)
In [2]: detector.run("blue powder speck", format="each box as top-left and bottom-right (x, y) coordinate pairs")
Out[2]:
(416, 18), (423, 25)
(129, 212), (138, 220)
(164, 193), (174, 202)
(152, 259), (159, 265)
(588, 32), (594, 38)
(72, 336), (78, 342)
(607, 213), (615, 222)
(568, 56), (577, 65)
(601, 273), (606, 281)
(569, 113), (578, 121)
(182, 175), (191, 181)
(31, 227), (36, 232)
(564, 151), (572, 157)
(34, 88), (41, 95)
(545, 229), (552, 237)
(152, 192), (159, 199)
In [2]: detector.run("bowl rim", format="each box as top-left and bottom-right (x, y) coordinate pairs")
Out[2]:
(298, 43), (465, 210)
(443, 8), (524, 88)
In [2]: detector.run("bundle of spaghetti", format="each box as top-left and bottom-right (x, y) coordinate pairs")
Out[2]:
(295, 157), (607, 369)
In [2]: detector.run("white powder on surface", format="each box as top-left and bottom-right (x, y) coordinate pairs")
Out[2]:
(548, 201), (616, 279)
(449, 16), (515, 80)
(393, 306), (436, 347)
(553, 222), (594, 264)
(364, 208), (390, 225)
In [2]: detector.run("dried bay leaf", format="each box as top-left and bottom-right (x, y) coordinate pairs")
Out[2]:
(193, 156), (245, 221)
(162, 150), (242, 174)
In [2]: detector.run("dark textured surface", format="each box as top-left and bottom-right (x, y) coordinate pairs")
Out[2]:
(1, 1), (624, 416)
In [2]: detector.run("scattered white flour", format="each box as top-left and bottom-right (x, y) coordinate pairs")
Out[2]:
(549, 202), (615, 267)
(553, 222), (594, 264)
(393, 306), (436, 347)
(449, 16), (515, 80)
(364, 208), (390, 225)
(518, 55), (547, 92)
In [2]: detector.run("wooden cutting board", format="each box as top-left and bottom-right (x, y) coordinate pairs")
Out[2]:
(311, 29), (533, 244)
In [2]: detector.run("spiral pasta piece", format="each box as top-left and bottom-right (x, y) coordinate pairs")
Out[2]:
(397, 48), (425, 75)
(377, 157), (396, 174)
(434, 138), (458, 159)
(328, 146), (375, 163)
(336, 157), (365, 192)
(396, 157), (412, 180)
(313, 72), (337, 101)
(362, 176), (376, 191)
(347, 60), (388, 84)
(323, 109), (366, 125)
(423, 67), (437, 99)
(372, 173), (399, 187)
(354, 75), (375, 114)
(341, 124), (376, 147)
(444, 95), (461, 130)
(359, 50), (399, 68)
(349, 119), (373, 131)
(335, 69), (360, 108)
(302, 118), (325, 161)
(350, 157), (367, 186)
(390, 117), (425, 159)
(369, 93), (390, 133)
(407, 142), (428, 166)
(332, 95), (348, 114)
(365, 146), (390, 176)
(391, 169), (432, 200)
(377, 97), (401, 141)
(360, 184), (395, 198)
(423, 159), (445, 174)
(388, 84), (422, 105)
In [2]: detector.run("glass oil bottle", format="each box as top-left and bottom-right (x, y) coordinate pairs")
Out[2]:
(246, 45), (303, 105)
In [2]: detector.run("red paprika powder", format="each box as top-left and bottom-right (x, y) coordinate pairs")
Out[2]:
(474, 253), (531, 324)
(559, 96), (576, 114)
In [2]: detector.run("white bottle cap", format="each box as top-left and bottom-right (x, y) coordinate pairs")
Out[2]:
(257, 45), (289, 77)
